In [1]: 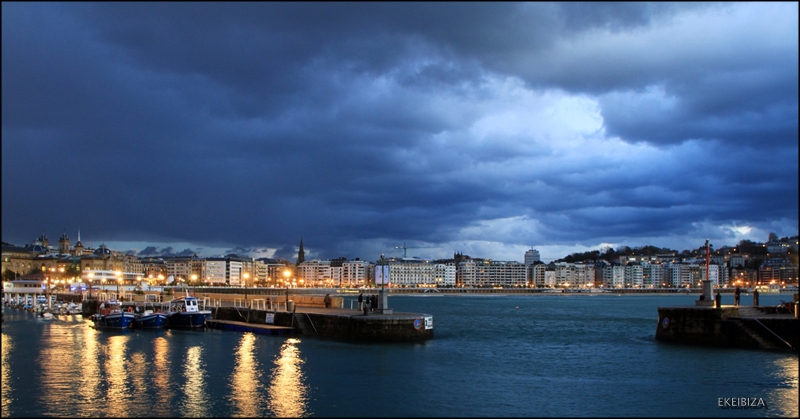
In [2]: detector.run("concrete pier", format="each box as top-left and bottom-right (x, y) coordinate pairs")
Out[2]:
(210, 305), (434, 342)
(655, 304), (798, 351)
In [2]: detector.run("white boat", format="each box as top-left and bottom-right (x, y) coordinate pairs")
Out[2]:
(65, 302), (82, 315)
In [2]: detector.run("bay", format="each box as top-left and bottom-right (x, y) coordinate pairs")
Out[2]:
(2, 293), (797, 417)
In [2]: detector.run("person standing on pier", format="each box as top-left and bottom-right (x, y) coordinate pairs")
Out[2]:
(358, 292), (363, 311)
(734, 286), (741, 306)
(324, 294), (331, 308)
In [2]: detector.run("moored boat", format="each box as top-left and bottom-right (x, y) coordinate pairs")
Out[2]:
(165, 291), (211, 329)
(63, 302), (82, 315)
(91, 300), (134, 329)
(132, 303), (168, 329)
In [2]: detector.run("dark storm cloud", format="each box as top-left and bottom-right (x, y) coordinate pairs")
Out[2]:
(2, 2), (797, 261)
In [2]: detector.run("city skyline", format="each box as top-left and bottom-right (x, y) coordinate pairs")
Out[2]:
(3, 228), (795, 265)
(2, 3), (798, 263)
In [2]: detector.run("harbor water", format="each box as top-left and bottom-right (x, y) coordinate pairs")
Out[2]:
(2, 293), (797, 417)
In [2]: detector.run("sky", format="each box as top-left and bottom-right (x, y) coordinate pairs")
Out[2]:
(2, 2), (798, 263)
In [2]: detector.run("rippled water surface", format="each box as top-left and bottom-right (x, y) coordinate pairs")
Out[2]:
(2, 293), (797, 417)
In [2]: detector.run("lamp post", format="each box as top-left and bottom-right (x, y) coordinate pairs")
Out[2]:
(116, 271), (122, 301)
(243, 272), (250, 303)
(377, 255), (392, 314)
(283, 269), (291, 310)
(87, 272), (94, 299)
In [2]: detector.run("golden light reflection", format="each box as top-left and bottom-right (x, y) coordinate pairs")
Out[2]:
(77, 325), (102, 406)
(104, 335), (132, 414)
(127, 351), (148, 408)
(151, 337), (173, 417)
(267, 338), (308, 418)
(38, 323), (88, 415)
(1, 333), (12, 417)
(181, 345), (209, 418)
(230, 333), (263, 417)
(770, 357), (800, 417)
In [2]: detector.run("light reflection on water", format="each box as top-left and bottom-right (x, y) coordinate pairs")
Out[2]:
(181, 345), (209, 418)
(105, 334), (132, 414)
(229, 333), (262, 417)
(1, 332), (12, 417)
(267, 338), (308, 418)
(770, 357), (800, 416)
(77, 324), (101, 415)
(151, 337), (173, 417)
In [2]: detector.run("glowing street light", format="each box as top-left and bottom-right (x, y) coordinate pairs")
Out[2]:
(283, 270), (291, 308)
(243, 272), (250, 302)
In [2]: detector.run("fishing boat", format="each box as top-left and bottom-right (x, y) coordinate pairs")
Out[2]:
(132, 302), (168, 329)
(165, 291), (211, 329)
(91, 300), (134, 329)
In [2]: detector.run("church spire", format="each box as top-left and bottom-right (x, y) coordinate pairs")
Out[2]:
(296, 237), (305, 266)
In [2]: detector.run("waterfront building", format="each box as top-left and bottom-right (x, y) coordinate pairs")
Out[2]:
(140, 257), (167, 283)
(202, 257), (228, 285)
(552, 262), (595, 287)
(457, 259), (526, 288)
(297, 259), (332, 287)
(624, 263), (644, 288)
(641, 261), (664, 288)
(389, 258), (437, 288)
(544, 269), (556, 287)
(341, 259), (372, 288)
(252, 258), (268, 284)
(225, 254), (246, 286)
(123, 254), (144, 278)
(665, 263), (692, 287)
(601, 264), (626, 288)
(163, 255), (197, 284)
(435, 262), (456, 287)
(758, 265), (799, 285)
(524, 248), (540, 266)
(529, 262), (547, 287)
(2, 236), (51, 277)
(729, 254), (747, 268)
(259, 259), (294, 288)
(2, 273), (49, 306)
(80, 244), (125, 273)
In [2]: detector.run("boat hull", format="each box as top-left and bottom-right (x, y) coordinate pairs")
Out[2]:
(93, 312), (135, 329)
(166, 311), (211, 329)
(133, 313), (168, 329)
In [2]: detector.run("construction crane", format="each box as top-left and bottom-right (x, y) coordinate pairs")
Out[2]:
(394, 242), (440, 258)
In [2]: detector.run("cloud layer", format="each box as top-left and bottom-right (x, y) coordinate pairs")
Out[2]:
(2, 3), (797, 261)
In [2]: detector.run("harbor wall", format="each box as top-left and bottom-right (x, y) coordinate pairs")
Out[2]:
(655, 307), (798, 350)
(210, 307), (434, 342)
(300, 312), (433, 342)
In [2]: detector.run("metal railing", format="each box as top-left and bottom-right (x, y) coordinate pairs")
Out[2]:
(752, 318), (795, 351)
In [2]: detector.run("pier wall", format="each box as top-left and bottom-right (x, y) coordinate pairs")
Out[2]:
(210, 307), (433, 342)
(301, 312), (433, 342)
(655, 307), (798, 350)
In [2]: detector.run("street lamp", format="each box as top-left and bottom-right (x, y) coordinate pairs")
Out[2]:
(283, 270), (291, 308)
(115, 271), (122, 301)
(243, 272), (250, 302)
(87, 271), (94, 299)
